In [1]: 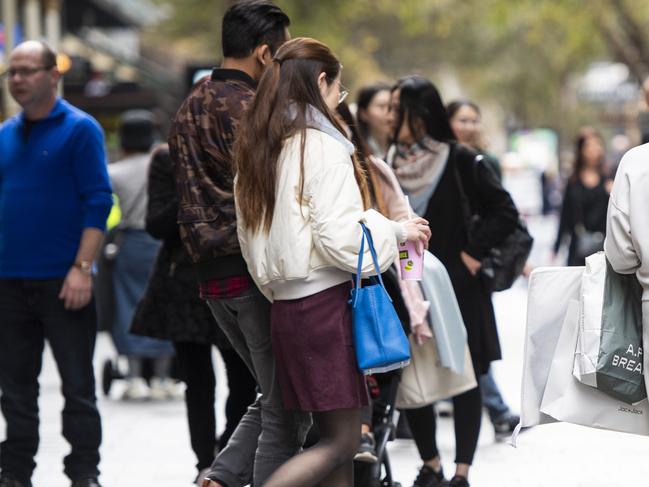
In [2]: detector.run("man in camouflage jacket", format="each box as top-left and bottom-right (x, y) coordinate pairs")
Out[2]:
(168, 3), (310, 487)
(170, 68), (254, 281)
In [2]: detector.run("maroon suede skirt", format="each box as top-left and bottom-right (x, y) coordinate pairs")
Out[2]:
(270, 281), (369, 412)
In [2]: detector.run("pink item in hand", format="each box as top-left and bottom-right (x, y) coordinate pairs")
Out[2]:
(399, 240), (424, 281)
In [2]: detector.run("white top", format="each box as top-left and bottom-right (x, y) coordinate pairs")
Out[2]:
(236, 128), (402, 302)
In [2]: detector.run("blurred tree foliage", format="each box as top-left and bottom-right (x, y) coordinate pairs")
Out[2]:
(148, 0), (649, 134)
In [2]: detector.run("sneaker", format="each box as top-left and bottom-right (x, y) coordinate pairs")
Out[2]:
(71, 478), (102, 487)
(354, 432), (378, 463)
(412, 465), (445, 487)
(121, 377), (150, 401)
(447, 475), (470, 487)
(493, 413), (520, 441)
(150, 378), (184, 401)
(0, 476), (31, 487)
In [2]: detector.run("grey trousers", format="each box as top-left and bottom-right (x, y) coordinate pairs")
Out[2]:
(205, 287), (311, 487)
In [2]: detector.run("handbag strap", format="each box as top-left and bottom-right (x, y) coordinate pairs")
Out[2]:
(353, 223), (391, 305)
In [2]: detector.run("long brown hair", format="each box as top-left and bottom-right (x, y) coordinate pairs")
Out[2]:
(570, 127), (606, 183)
(235, 37), (370, 234)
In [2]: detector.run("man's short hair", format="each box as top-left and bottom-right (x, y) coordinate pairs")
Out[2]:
(222, 0), (290, 59)
(39, 41), (57, 69)
(119, 110), (156, 153)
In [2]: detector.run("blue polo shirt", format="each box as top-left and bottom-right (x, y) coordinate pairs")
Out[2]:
(0, 98), (113, 278)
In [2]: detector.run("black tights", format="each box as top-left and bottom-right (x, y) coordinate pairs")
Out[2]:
(262, 408), (361, 487)
(405, 385), (482, 465)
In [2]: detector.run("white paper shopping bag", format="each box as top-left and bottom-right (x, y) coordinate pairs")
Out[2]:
(518, 266), (584, 433)
(573, 252), (606, 388)
(541, 300), (649, 436)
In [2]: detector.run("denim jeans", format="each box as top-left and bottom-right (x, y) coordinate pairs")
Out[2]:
(205, 287), (311, 487)
(0, 279), (102, 485)
(479, 367), (511, 423)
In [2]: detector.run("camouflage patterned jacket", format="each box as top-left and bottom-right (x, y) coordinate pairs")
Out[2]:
(168, 68), (256, 282)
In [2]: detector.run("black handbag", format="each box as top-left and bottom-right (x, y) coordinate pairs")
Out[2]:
(454, 155), (533, 292)
(574, 224), (604, 261)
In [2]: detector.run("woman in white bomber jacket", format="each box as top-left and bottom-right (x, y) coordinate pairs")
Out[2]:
(234, 38), (429, 487)
(605, 143), (649, 396)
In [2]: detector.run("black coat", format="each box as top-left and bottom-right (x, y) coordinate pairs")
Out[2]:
(423, 143), (519, 374)
(554, 178), (609, 266)
(130, 146), (230, 348)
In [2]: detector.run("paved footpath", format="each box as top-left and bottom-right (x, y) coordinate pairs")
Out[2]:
(3, 215), (649, 486)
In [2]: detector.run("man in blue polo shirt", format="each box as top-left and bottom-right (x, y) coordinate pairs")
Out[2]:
(0, 41), (112, 487)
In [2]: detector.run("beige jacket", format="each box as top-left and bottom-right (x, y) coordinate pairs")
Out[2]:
(236, 129), (402, 302)
(605, 144), (649, 300)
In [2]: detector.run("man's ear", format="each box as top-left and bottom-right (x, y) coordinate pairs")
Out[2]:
(52, 68), (62, 85)
(256, 44), (272, 66)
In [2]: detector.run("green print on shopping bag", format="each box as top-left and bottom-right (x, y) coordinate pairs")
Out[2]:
(596, 260), (646, 405)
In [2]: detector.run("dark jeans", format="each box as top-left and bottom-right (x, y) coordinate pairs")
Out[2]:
(0, 279), (102, 484)
(173, 342), (257, 472)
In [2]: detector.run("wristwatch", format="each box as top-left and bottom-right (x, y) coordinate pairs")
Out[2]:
(74, 260), (93, 276)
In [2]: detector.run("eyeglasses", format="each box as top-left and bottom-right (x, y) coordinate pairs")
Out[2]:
(3, 65), (54, 79)
(338, 81), (349, 105)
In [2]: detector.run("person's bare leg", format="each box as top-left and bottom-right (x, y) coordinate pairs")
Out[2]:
(262, 408), (361, 487)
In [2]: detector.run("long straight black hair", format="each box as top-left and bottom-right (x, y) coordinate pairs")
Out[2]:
(392, 75), (456, 146)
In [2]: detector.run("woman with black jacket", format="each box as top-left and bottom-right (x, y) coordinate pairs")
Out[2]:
(130, 145), (256, 485)
(386, 76), (519, 487)
(553, 128), (610, 266)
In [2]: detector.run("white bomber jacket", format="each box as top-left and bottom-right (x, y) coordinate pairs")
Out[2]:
(236, 127), (403, 302)
(605, 144), (649, 299)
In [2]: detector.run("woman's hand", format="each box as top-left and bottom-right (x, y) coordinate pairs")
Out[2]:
(403, 217), (431, 253)
(460, 251), (482, 276)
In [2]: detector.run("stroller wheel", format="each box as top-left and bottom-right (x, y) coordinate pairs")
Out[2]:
(102, 359), (114, 396)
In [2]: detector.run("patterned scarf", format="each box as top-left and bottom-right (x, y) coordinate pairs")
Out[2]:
(391, 136), (450, 216)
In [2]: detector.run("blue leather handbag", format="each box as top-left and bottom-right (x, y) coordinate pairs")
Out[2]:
(351, 223), (411, 375)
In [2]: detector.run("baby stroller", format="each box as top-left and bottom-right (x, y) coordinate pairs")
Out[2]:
(354, 370), (403, 487)
(354, 266), (411, 487)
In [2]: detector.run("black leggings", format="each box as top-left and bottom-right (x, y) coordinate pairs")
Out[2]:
(263, 408), (361, 487)
(404, 385), (482, 465)
(173, 342), (257, 470)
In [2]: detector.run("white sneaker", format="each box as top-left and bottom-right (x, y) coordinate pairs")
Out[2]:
(149, 378), (183, 400)
(149, 377), (168, 400)
(121, 377), (150, 401)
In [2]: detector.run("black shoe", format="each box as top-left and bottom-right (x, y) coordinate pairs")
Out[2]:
(71, 478), (102, 487)
(493, 413), (520, 441)
(412, 465), (445, 487)
(354, 432), (378, 463)
(447, 475), (470, 487)
(0, 477), (31, 487)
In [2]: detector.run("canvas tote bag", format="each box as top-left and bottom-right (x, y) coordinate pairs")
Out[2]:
(396, 334), (476, 409)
